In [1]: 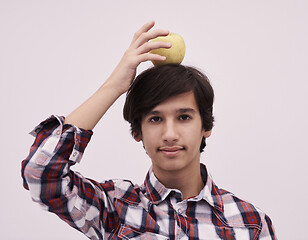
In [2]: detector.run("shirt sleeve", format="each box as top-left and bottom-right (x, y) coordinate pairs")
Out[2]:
(21, 115), (118, 239)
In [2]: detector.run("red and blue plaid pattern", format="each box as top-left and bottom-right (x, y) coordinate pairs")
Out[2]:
(22, 115), (276, 239)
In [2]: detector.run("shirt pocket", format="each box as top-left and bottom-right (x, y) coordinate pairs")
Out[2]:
(117, 224), (169, 240)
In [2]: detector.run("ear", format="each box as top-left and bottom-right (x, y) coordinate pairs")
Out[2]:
(203, 129), (212, 138)
(133, 133), (142, 142)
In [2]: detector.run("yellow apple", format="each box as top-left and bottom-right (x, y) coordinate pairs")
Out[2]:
(150, 33), (185, 66)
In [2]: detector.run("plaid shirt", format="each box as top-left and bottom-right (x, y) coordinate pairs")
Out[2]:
(21, 115), (276, 240)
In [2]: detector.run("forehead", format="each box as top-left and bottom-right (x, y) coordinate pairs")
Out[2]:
(149, 91), (199, 114)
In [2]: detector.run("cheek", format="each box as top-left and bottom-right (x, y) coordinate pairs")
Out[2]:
(184, 125), (203, 138)
(140, 130), (156, 150)
(142, 139), (157, 158)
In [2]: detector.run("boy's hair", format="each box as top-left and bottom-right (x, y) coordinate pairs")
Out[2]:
(123, 64), (214, 152)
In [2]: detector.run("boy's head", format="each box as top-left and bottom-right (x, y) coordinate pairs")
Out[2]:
(123, 64), (214, 153)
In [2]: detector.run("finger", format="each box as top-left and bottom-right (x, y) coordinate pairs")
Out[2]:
(136, 52), (166, 64)
(136, 41), (172, 55)
(131, 21), (155, 44)
(133, 29), (170, 48)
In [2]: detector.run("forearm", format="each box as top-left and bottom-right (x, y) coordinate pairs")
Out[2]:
(64, 80), (123, 130)
(64, 21), (170, 130)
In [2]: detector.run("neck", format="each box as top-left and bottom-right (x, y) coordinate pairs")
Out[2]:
(153, 163), (204, 199)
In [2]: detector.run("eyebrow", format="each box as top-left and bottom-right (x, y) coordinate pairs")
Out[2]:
(176, 108), (197, 114)
(145, 108), (197, 117)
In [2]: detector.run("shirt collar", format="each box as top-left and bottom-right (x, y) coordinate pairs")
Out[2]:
(143, 164), (224, 213)
(143, 166), (172, 204)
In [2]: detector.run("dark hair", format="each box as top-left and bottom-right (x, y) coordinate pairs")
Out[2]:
(123, 64), (214, 152)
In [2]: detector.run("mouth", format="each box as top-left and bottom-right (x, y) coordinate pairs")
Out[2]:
(157, 146), (185, 157)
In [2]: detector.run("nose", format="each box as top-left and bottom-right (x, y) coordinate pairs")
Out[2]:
(162, 119), (179, 143)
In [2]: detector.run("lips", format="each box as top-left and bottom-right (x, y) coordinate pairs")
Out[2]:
(158, 146), (185, 152)
(157, 146), (185, 157)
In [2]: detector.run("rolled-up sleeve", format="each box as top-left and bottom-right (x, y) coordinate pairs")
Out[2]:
(22, 115), (92, 192)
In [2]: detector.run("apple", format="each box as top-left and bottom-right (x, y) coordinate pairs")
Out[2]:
(150, 33), (185, 66)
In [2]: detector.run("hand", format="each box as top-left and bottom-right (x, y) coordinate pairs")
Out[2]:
(105, 21), (171, 95)
(63, 21), (171, 129)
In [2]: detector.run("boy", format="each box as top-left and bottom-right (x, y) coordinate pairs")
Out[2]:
(21, 21), (276, 239)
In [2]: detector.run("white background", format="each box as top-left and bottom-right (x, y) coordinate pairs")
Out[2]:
(1, 0), (307, 239)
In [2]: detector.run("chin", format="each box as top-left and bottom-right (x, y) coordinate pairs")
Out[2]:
(155, 160), (188, 173)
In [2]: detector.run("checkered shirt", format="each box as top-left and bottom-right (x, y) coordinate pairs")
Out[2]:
(21, 115), (276, 239)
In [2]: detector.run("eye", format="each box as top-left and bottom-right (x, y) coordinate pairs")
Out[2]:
(178, 114), (191, 121)
(149, 116), (162, 123)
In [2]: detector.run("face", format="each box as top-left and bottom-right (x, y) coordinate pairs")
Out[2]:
(136, 91), (211, 178)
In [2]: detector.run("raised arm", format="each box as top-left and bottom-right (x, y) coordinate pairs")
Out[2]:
(22, 21), (171, 239)
(64, 21), (171, 130)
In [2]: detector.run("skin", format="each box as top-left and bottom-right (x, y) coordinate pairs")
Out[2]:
(64, 21), (171, 129)
(136, 91), (211, 199)
(63, 21), (210, 199)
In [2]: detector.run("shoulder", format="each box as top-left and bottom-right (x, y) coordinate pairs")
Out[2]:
(82, 178), (145, 205)
(217, 188), (275, 238)
(219, 188), (265, 225)
(111, 179), (144, 205)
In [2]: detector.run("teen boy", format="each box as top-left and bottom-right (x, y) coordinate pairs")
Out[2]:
(21, 21), (276, 239)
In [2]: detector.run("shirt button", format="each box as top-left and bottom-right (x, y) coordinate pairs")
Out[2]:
(56, 130), (61, 135)
(177, 208), (183, 214)
(73, 152), (77, 157)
